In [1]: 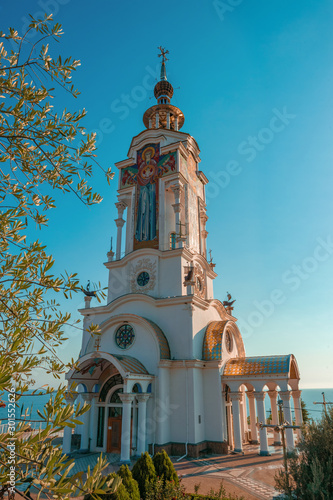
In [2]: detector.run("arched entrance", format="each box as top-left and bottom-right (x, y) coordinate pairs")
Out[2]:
(65, 353), (153, 460)
(96, 373), (151, 457)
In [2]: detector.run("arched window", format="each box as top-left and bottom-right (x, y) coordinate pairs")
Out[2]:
(109, 387), (123, 404)
(99, 373), (123, 402)
(170, 232), (176, 250)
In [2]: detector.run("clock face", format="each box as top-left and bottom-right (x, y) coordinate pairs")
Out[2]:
(115, 324), (135, 349)
(225, 331), (233, 353)
(137, 271), (150, 287)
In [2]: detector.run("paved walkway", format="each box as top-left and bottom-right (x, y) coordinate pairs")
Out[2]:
(13, 441), (285, 499)
(173, 443), (284, 499)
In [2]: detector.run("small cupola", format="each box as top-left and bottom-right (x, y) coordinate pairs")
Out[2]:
(143, 47), (184, 131)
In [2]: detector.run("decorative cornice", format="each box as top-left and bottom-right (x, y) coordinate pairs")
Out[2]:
(159, 359), (206, 369)
(104, 246), (193, 270)
(127, 129), (190, 158)
(197, 171), (209, 185)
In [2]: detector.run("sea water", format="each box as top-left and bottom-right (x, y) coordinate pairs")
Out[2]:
(0, 388), (332, 431)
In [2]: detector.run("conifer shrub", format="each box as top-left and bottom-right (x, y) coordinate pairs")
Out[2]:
(117, 465), (140, 500)
(105, 473), (130, 500)
(153, 449), (179, 485)
(131, 451), (157, 499)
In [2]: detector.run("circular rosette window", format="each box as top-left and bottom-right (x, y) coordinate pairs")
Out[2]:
(115, 324), (135, 350)
(137, 271), (150, 287)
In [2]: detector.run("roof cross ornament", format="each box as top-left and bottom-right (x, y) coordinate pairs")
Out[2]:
(314, 392), (333, 414)
(94, 336), (101, 352)
(158, 46), (169, 63)
(177, 221), (186, 237)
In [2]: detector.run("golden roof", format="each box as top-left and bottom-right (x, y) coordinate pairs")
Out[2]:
(223, 355), (292, 377)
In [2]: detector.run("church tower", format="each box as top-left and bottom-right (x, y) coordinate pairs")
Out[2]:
(64, 49), (301, 461)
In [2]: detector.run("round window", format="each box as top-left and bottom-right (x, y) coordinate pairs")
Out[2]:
(115, 324), (135, 349)
(137, 271), (150, 287)
(225, 331), (233, 353)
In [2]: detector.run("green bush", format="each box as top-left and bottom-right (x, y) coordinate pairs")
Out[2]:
(117, 465), (140, 500)
(83, 473), (128, 500)
(102, 473), (130, 500)
(153, 449), (179, 485)
(131, 451), (156, 499)
(146, 478), (185, 500)
(275, 406), (333, 498)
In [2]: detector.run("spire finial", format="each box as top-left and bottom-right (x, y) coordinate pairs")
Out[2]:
(158, 46), (169, 81)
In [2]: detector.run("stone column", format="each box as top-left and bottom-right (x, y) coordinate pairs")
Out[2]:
(268, 390), (281, 445)
(200, 212), (208, 258)
(166, 111), (170, 129)
(254, 392), (270, 456)
(155, 111), (159, 128)
(229, 392), (243, 453)
(240, 391), (248, 443)
(62, 392), (78, 455)
(84, 296), (92, 309)
(226, 401), (234, 449)
(119, 393), (135, 463)
(115, 201), (126, 260)
(90, 394), (99, 452)
(174, 116), (178, 131)
(157, 366), (170, 444)
(247, 391), (258, 444)
(292, 390), (303, 440)
(171, 184), (184, 248)
(136, 394), (150, 455)
(221, 391), (228, 442)
(279, 391), (295, 450)
(80, 393), (93, 451)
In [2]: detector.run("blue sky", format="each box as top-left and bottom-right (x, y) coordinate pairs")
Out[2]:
(1, 0), (333, 388)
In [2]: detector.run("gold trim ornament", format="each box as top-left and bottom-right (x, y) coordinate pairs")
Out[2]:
(194, 264), (206, 299)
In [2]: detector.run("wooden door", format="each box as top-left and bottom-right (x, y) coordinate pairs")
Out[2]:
(107, 417), (122, 453)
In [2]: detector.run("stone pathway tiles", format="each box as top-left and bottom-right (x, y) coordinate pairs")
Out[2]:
(173, 444), (284, 499)
(69, 452), (121, 476)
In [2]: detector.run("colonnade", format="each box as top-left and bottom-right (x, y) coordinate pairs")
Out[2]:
(62, 390), (151, 463)
(226, 389), (302, 456)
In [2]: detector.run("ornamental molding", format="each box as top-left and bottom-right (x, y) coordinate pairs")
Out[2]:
(119, 393), (136, 404)
(279, 390), (292, 401)
(194, 264), (206, 299)
(229, 392), (243, 402)
(136, 393), (151, 403)
(130, 258), (157, 294)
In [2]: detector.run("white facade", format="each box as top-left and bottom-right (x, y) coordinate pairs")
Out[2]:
(64, 56), (302, 460)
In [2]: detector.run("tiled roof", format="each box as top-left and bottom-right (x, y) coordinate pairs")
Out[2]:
(202, 321), (228, 360)
(113, 355), (149, 375)
(223, 355), (291, 377)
